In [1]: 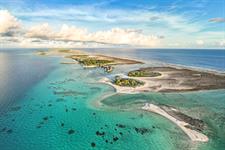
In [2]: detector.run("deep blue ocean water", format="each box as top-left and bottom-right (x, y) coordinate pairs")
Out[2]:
(0, 49), (224, 150)
(0, 50), (56, 111)
(83, 48), (225, 72)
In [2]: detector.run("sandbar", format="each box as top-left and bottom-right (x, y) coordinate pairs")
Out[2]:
(142, 103), (209, 142)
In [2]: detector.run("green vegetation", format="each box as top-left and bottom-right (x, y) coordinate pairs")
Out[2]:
(128, 70), (161, 77)
(79, 58), (113, 66)
(72, 55), (114, 67)
(113, 76), (145, 87)
(37, 51), (46, 55)
(58, 49), (71, 53)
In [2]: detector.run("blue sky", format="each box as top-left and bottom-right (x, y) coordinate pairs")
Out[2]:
(0, 0), (224, 48)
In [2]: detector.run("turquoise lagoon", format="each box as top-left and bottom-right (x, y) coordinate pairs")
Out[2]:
(0, 49), (225, 150)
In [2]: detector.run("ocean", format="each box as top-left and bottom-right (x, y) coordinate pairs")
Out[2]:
(83, 48), (225, 72)
(0, 49), (224, 150)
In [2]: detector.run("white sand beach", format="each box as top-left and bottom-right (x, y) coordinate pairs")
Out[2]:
(142, 103), (209, 142)
(99, 77), (151, 94)
(100, 66), (225, 94)
(99, 74), (192, 94)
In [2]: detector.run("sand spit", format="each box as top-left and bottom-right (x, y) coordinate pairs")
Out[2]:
(36, 49), (143, 66)
(142, 103), (209, 142)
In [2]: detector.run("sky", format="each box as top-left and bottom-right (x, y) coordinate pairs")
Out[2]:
(0, 0), (224, 48)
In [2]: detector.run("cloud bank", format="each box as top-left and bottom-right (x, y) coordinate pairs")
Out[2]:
(26, 23), (159, 46)
(0, 7), (224, 48)
(0, 10), (20, 35)
(1, 10), (160, 47)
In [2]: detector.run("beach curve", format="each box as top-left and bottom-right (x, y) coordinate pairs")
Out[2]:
(142, 103), (209, 142)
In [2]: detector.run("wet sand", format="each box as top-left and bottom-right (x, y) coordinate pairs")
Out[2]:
(37, 50), (225, 93)
(102, 66), (225, 93)
(142, 103), (209, 142)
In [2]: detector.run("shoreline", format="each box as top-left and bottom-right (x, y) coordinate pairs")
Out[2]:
(89, 50), (225, 75)
(36, 49), (225, 74)
(36, 49), (221, 144)
(164, 63), (225, 76)
(100, 66), (225, 93)
(99, 77), (151, 94)
(36, 49), (143, 67)
(37, 49), (225, 93)
(34, 48), (225, 148)
(142, 103), (209, 142)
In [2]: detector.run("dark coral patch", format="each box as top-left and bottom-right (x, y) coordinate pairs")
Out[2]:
(36, 125), (41, 129)
(68, 129), (75, 135)
(113, 136), (119, 142)
(134, 127), (151, 135)
(72, 108), (77, 111)
(91, 142), (96, 147)
(116, 124), (126, 128)
(39, 121), (44, 125)
(43, 117), (48, 121)
(96, 131), (105, 136)
(1, 127), (7, 132)
(6, 129), (13, 134)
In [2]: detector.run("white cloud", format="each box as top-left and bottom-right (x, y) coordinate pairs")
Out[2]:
(89, 28), (159, 46)
(0, 10), (20, 34)
(26, 23), (160, 47)
(219, 40), (225, 47)
(26, 23), (54, 39)
(196, 40), (204, 46)
(57, 24), (88, 41)
(0, 9), (224, 48)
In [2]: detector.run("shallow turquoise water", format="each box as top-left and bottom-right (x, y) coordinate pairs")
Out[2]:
(0, 49), (225, 150)
(102, 90), (225, 150)
(0, 59), (191, 150)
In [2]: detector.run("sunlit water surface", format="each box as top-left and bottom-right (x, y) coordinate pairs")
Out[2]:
(0, 49), (224, 150)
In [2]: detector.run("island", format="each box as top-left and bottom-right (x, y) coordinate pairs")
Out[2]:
(113, 76), (145, 87)
(101, 66), (225, 93)
(37, 49), (143, 73)
(68, 55), (114, 68)
(128, 69), (161, 77)
(142, 103), (209, 142)
(37, 49), (225, 143)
